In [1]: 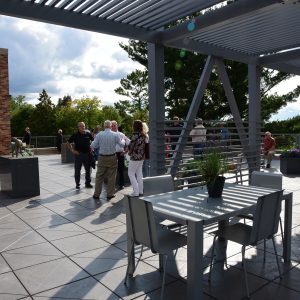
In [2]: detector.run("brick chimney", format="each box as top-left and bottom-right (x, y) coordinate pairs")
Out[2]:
(0, 48), (11, 155)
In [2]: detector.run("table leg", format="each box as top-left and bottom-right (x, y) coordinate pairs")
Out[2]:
(283, 192), (293, 262)
(126, 206), (135, 276)
(187, 221), (204, 300)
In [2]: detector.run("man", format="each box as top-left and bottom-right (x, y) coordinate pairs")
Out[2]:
(22, 127), (31, 147)
(167, 116), (183, 155)
(91, 120), (124, 200)
(190, 118), (206, 156)
(263, 131), (276, 168)
(111, 120), (130, 190)
(67, 122), (94, 189)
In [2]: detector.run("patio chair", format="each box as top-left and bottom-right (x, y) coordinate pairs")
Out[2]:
(124, 195), (187, 300)
(143, 175), (182, 229)
(239, 171), (284, 245)
(209, 190), (283, 299)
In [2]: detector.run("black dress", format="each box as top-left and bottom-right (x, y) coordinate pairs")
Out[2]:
(56, 133), (63, 153)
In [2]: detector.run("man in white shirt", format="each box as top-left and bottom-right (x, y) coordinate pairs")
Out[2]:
(190, 118), (207, 156)
(91, 120), (124, 200)
(111, 120), (130, 190)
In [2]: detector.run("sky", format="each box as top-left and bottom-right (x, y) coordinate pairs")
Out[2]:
(0, 15), (299, 121)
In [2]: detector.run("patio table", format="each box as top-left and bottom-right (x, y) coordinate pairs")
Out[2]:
(127, 182), (293, 300)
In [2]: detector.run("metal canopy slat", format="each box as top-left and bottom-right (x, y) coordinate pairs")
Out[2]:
(92, 0), (122, 17)
(57, 0), (74, 9)
(142, 0), (223, 29)
(122, 0), (170, 24)
(109, 0), (148, 20)
(38, 0), (49, 4)
(64, 0), (84, 11)
(101, 0), (136, 19)
(74, 0), (99, 13)
(129, 0), (176, 26)
(83, 0), (110, 15)
(46, 0), (62, 6)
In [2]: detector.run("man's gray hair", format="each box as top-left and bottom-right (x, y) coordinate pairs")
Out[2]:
(104, 120), (111, 128)
(196, 118), (203, 125)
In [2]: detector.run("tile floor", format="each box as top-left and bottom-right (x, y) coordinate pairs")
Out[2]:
(0, 155), (300, 300)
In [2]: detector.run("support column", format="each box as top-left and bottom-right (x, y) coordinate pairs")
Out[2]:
(248, 64), (261, 172)
(148, 43), (165, 176)
(0, 48), (11, 155)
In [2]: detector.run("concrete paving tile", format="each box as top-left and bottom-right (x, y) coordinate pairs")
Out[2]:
(0, 271), (29, 298)
(14, 257), (90, 295)
(94, 261), (176, 300)
(274, 263), (300, 292)
(75, 217), (123, 232)
(2, 242), (64, 270)
(92, 225), (127, 244)
(22, 215), (70, 229)
(70, 245), (127, 275)
(32, 276), (120, 299)
(51, 232), (110, 256)
(0, 255), (11, 274)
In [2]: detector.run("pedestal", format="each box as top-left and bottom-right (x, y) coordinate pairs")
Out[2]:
(61, 143), (74, 163)
(280, 157), (300, 175)
(0, 156), (40, 197)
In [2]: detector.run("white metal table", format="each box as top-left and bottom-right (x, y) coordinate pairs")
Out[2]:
(132, 183), (293, 300)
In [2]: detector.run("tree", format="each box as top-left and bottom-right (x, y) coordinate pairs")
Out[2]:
(72, 96), (102, 130)
(114, 69), (148, 114)
(57, 95), (72, 107)
(9, 95), (34, 136)
(29, 89), (56, 135)
(119, 40), (300, 122)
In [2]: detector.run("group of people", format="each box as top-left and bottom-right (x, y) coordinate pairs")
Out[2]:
(66, 119), (149, 200)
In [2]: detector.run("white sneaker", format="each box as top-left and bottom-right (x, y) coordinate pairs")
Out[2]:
(130, 193), (139, 197)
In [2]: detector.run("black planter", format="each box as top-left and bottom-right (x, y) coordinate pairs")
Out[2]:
(280, 156), (300, 174)
(207, 176), (225, 198)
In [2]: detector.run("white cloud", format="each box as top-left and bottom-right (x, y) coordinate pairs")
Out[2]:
(0, 15), (142, 105)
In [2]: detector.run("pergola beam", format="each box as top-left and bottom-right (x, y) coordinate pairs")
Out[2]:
(258, 48), (300, 65)
(0, 0), (155, 42)
(159, 0), (281, 44)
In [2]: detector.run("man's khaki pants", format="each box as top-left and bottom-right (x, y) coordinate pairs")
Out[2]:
(94, 155), (117, 198)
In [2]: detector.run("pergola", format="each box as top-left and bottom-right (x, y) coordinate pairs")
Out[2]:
(1, 0), (300, 176)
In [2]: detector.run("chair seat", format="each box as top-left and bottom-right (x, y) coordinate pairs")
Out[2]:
(156, 226), (187, 253)
(213, 223), (253, 246)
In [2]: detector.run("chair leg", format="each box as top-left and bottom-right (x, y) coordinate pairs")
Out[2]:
(263, 239), (266, 263)
(279, 217), (284, 243)
(160, 254), (168, 300)
(208, 235), (217, 282)
(272, 237), (282, 279)
(124, 242), (135, 285)
(241, 246), (250, 299)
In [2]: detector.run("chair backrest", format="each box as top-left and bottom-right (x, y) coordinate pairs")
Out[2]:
(250, 190), (283, 244)
(143, 175), (174, 196)
(125, 195), (158, 253)
(251, 171), (282, 189)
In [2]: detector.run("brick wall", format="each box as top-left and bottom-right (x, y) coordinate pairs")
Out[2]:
(0, 48), (11, 155)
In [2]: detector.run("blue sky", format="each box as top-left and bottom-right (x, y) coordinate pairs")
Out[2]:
(0, 15), (299, 121)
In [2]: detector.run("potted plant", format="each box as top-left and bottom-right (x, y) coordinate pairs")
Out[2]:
(197, 150), (228, 198)
(280, 149), (300, 174)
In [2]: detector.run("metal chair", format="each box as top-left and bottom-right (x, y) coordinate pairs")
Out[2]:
(143, 174), (175, 196)
(124, 195), (187, 300)
(240, 171), (284, 244)
(209, 190), (283, 299)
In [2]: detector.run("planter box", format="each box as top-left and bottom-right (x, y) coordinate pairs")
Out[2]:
(0, 156), (40, 197)
(280, 156), (300, 174)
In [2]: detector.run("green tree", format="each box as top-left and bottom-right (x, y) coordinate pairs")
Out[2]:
(57, 95), (72, 107)
(29, 89), (56, 135)
(73, 96), (102, 130)
(114, 69), (148, 114)
(9, 95), (34, 136)
(119, 41), (300, 121)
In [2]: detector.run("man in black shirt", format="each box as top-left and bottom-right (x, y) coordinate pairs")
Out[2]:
(67, 122), (94, 189)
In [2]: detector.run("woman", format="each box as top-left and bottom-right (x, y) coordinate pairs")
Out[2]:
(128, 120), (147, 196)
(142, 122), (150, 177)
(56, 129), (63, 153)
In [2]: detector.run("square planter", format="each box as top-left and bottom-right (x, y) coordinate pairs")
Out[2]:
(280, 156), (300, 174)
(0, 156), (40, 197)
(61, 143), (74, 163)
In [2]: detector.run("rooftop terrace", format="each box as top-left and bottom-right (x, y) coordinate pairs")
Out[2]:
(0, 155), (300, 299)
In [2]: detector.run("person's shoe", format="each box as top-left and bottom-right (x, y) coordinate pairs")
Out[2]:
(139, 193), (144, 196)
(92, 195), (100, 200)
(76, 184), (80, 189)
(107, 194), (116, 200)
(266, 164), (271, 168)
(130, 193), (139, 197)
(85, 183), (93, 188)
